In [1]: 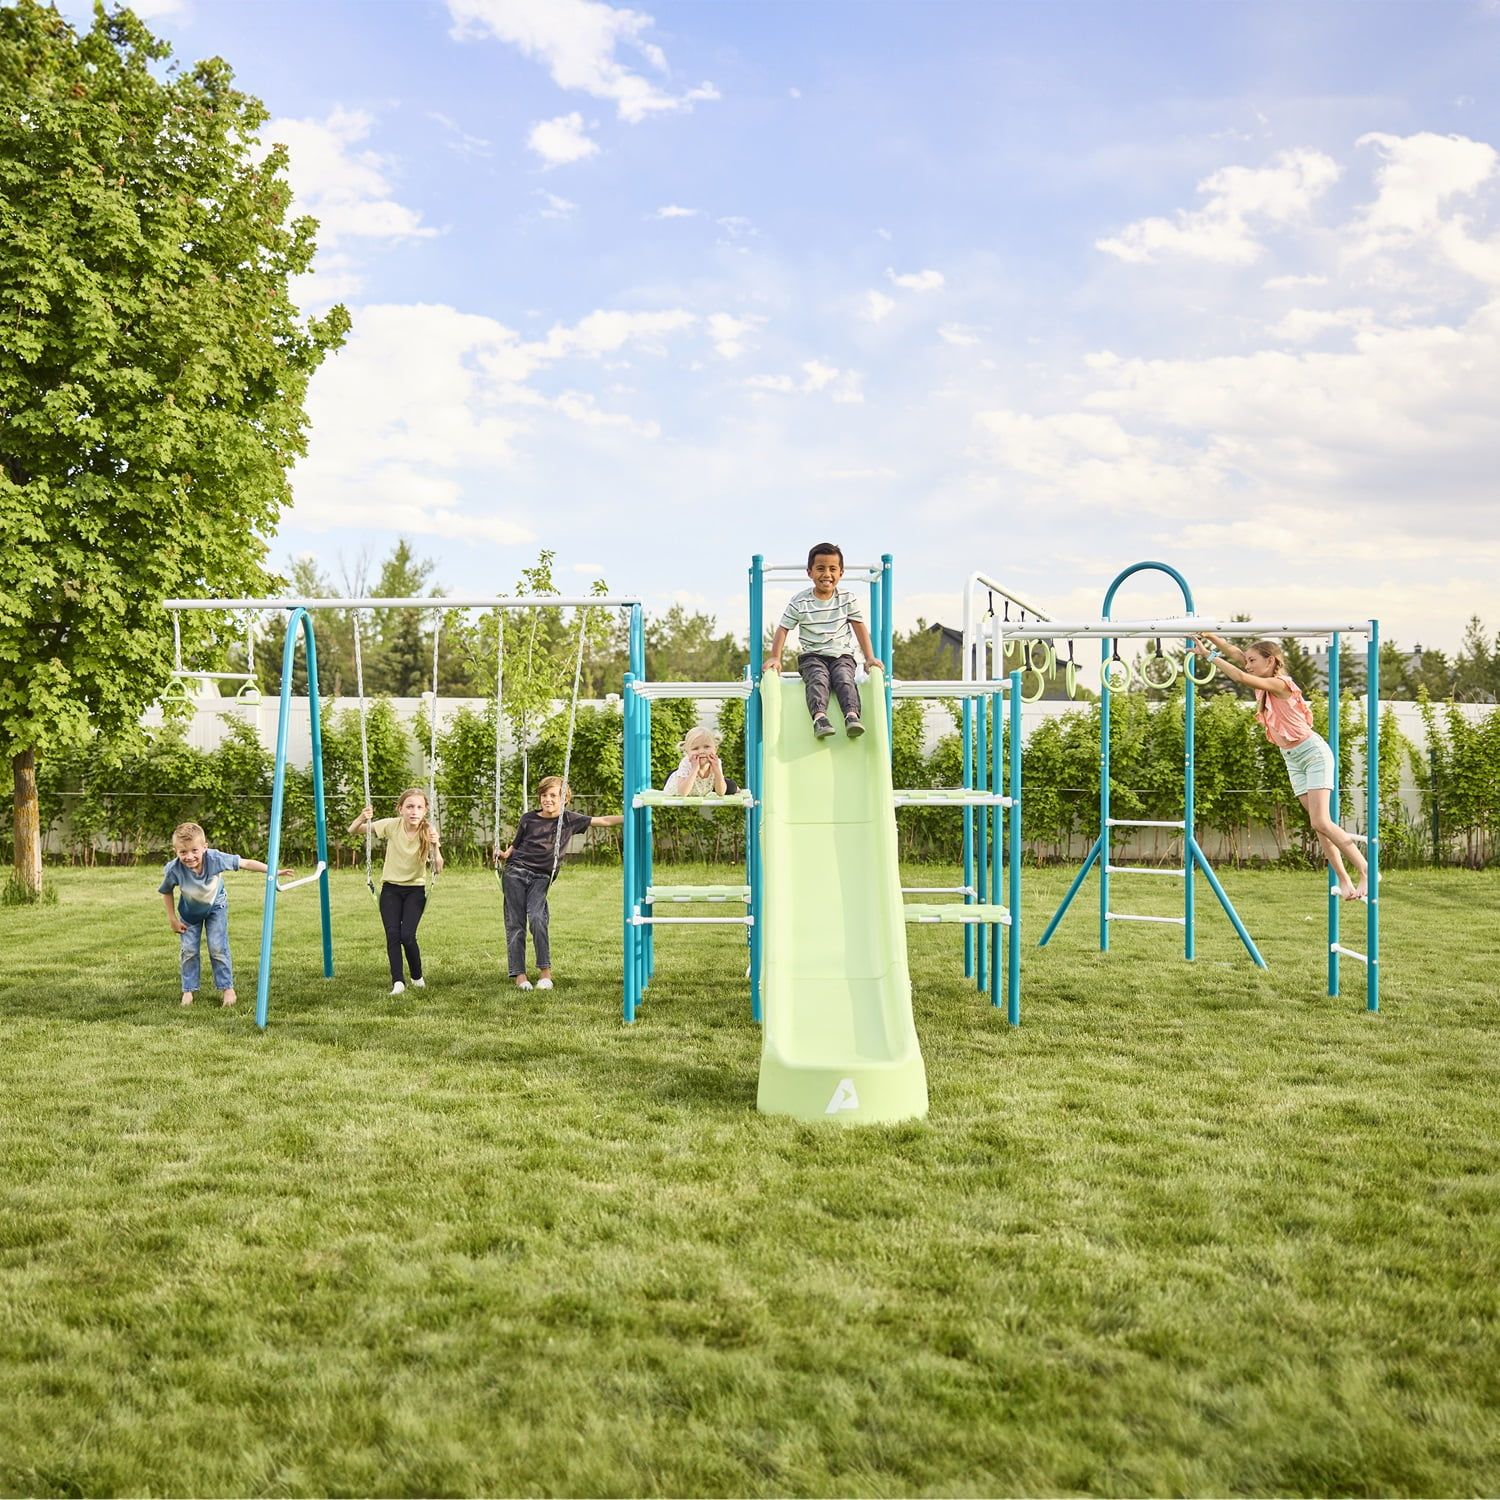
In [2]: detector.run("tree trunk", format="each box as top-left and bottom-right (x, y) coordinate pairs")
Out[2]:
(12, 747), (42, 900)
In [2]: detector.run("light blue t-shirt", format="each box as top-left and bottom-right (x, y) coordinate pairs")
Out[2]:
(159, 849), (241, 919)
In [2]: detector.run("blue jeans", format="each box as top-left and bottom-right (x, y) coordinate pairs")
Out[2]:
(503, 866), (552, 975)
(180, 900), (234, 992)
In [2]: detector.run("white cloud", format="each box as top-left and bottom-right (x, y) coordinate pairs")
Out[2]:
(826, 466), (897, 481)
(291, 301), (700, 543)
(1351, 132), (1496, 245)
(887, 267), (945, 292)
(706, 313), (764, 360)
(939, 323), (980, 346)
(863, 290), (896, 323)
(130, 0), (190, 15)
(528, 112), (599, 167)
(1267, 306), (1376, 343)
(537, 191), (577, 219)
(654, 204), (699, 219)
(572, 562), (606, 573)
(429, 112), (493, 157)
(1097, 147), (1340, 264)
(264, 108), (437, 245)
(447, 0), (720, 123)
(747, 360), (863, 403)
(1263, 273), (1330, 290)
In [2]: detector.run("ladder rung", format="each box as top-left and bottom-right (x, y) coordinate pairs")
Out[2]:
(647, 884), (750, 904)
(893, 790), (1013, 807)
(1107, 818), (1185, 828)
(630, 915), (754, 926)
(1106, 864), (1186, 877)
(634, 790), (755, 809)
(1345, 832), (1370, 844)
(903, 903), (1011, 926)
(1330, 943), (1368, 964)
(1105, 912), (1186, 926)
(901, 885), (976, 896)
(1330, 886), (1370, 903)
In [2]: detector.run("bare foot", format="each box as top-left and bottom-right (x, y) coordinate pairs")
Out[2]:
(181, 992), (194, 1007)
(1352, 878), (1369, 901)
(221, 988), (237, 1007)
(1337, 881), (1359, 901)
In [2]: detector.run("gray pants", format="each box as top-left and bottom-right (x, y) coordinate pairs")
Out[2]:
(799, 653), (860, 720)
(503, 866), (552, 975)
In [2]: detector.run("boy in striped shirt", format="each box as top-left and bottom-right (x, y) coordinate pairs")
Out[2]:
(767, 542), (883, 739)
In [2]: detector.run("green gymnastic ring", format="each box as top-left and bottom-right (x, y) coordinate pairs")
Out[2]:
(235, 679), (263, 705)
(1183, 651), (1217, 686)
(1138, 650), (1179, 690)
(1103, 657), (1131, 693)
(162, 673), (194, 703)
(1020, 666), (1047, 702)
(1028, 638), (1055, 675)
(1002, 637), (1023, 671)
(1063, 659), (1079, 699)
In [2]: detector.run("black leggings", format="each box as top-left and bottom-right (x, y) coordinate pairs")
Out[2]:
(379, 882), (427, 983)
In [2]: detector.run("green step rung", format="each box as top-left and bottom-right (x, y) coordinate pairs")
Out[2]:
(903, 903), (1012, 925)
(635, 789), (754, 808)
(647, 884), (752, 904)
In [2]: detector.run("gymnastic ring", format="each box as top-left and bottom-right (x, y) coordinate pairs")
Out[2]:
(1102, 657), (1132, 694)
(1063, 658), (1079, 699)
(1028, 639), (1054, 675)
(1138, 651), (1179, 690)
(1183, 652), (1217, 686)
(1020, 666), (1047, 702)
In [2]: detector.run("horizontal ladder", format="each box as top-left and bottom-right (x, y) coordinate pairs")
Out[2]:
(903, 903), (1011, 926)
(647, 884), (750, 904)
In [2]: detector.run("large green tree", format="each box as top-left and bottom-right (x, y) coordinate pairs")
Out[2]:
(0, 2), (347, 897)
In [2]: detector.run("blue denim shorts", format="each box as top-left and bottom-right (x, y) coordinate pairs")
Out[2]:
(1281, 731), (1335, 797)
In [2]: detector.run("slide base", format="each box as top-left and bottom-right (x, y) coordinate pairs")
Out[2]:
(757, 1054), (928, 1125)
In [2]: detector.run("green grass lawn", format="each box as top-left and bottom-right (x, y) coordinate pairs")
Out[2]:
(2, 863), (1498, 1497)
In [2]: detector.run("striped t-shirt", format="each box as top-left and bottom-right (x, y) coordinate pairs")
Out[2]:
(779, 587), (865, 659)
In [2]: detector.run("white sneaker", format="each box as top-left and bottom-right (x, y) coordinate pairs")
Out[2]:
(390, 980), (406, 996)
(536, 977), (554, 991)
(514, 976), (533, 991)
(412, 977), (426, 989)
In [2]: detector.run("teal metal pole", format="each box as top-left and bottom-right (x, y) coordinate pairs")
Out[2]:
(1039, 836), (1101, 946)
(1100, 632), (1111, 952)
(976, 690), (989, 993)
(1184, 648), (1196, 960)
(622, 674), (637, 1022)
(1327, 634), (1341, 998)
(644, 699), (655, 983)
(881, 553), (894, 743)
(1367, 620), (1380, 1012)
(1007, 669), (1022, 1025)
(1188, 836), (1267, 966)
(962, 697), (975, 977)
(749, 555), (764, 1023)
(989, 686), (1002, 1007)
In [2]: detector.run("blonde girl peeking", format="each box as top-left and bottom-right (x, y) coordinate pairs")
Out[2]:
(350, 788), (443, 995)
(1194, 634), (1369, 901)
(663, 725), (740, 797)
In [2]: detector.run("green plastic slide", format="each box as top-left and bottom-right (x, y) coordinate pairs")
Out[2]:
(756, 667), (929, 1124)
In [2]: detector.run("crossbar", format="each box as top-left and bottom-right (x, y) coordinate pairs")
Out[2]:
(890, 679), (1011, 697)
(630, 915), (754, 926)
(1331, 943), (1369, 964)
(1106, 911), (1187, 925)
(1107, 818), (1186, 828)
(1106, 865), (1186, 877)
(893, 790), (1012, 807)
(166, 595), (642, 611)
(993, 618), (1372, 640)
(630, 680), (753, 700)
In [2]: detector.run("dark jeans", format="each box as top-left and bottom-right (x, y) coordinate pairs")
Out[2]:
(379, 882), (426, 983)
(799, 653), (861, 721)
(503, 866), (552, 975)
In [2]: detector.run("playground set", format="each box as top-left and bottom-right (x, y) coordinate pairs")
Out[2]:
(164, 557), (1382, 1125)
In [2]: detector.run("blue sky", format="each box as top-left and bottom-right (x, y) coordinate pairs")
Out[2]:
(73, 0), (1500, 648)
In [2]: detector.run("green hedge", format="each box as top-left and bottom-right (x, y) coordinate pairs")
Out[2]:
(25, 693), (1483, 869)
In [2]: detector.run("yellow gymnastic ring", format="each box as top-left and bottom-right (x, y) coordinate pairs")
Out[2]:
(1028, 639), (1054, 674)
(1138, 651), (1179, 690)
(1183, 652), (1217, 686)
(1103, 658), (1131, 693)
(1021, 666), (1047, 702)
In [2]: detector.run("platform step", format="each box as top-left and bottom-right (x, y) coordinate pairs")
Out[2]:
(647, 884), (751, 904)
(634, 789), (754, 809)
(903, 903), (1011, 926)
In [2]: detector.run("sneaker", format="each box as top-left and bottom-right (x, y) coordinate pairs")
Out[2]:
(845, 712), (865, 738)
(813, 714), (835, 739)
(514, 976), (533, 991)
(390, 980), (406, 996)
(411, 977), (426, 989)
(536, 977), (554, 991)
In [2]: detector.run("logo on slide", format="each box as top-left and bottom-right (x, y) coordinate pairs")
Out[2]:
(825, 1077), (860, 1114)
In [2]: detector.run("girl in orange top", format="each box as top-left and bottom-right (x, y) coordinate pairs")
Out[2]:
(1194, 634), (1369, 901)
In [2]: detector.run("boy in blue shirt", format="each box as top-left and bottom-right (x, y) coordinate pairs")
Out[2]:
(158, 822), (283, 1008)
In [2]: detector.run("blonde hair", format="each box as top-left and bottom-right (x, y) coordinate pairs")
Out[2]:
(1246, 639), (1288, 678)
(680, 725), (720, 756)
(394, 788), (437, 861)
(536, 775), (570, 803)
(172, 822), (206, 848)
